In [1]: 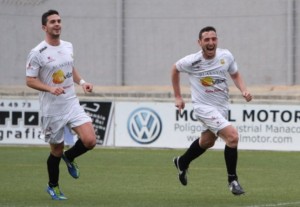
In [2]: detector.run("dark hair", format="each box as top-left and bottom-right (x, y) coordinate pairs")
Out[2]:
(199, 26), (216, 39)
(41, 10), (59, 26)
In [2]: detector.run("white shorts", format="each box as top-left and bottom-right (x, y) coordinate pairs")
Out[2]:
(193, 106), (231, 136)
(41, 103), (92, 144)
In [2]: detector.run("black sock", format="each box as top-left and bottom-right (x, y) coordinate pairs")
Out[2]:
(180, 138), (206, 169)
(47, 153), (61, 187)
(224, 145), (238, 183)
(64, 139), (89, 162)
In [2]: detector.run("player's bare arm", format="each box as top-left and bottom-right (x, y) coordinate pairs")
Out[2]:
(26, 76), (65, 96)
(230, 71), (252, 102)
(72, 67), (93, 93)
(171, 65), (185, 111)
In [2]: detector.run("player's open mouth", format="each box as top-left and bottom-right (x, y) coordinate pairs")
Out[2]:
(53, 27), (61, 31)
(204, 47), (216, 58)
(206, 46), (215, 51)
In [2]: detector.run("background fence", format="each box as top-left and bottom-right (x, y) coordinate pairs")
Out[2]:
(0, 0), (300, 86)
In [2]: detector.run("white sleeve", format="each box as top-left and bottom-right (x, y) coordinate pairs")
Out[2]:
(26, 51), (41, 77)
(227, 52), (238, 75)
(175, 54), (193, 73)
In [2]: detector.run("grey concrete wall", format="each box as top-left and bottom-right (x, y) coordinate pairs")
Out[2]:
(0, 0), (299, 86)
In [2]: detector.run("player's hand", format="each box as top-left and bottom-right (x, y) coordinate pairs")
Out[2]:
(82, 82), (93, 93)
(50, 87), (65, 96)
(242, 91), (252, 102)
(175, 97), (185, 112)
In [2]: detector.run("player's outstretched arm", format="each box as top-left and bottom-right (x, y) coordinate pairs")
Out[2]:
(230, 71), (252, 102)
(26, 76), (65, 96)
(72, 67), (93, 93)
(171, 65), (185, 111)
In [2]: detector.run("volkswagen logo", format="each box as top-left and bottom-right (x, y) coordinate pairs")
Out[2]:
(127, 108), (162, 144)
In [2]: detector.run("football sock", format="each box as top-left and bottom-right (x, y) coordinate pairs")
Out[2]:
(224, 145), (238, 183)
(180, 138), (206, 169)
(47, 153), (61, 187)
(64, 139), (89, 162)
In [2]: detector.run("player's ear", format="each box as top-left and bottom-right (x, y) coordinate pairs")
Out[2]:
(42, 25), (47, 32)
(197, 39), (202, 47)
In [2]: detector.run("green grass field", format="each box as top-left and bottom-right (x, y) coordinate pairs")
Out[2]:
(0, 146), (300, 207)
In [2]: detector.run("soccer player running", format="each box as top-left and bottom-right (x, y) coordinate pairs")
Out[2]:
(172, 26), (252, 195)
(26, 10), (96, 200)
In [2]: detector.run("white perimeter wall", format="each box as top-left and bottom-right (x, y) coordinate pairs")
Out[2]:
(0, 0), (300, 86)
(1, 98), (300, 151)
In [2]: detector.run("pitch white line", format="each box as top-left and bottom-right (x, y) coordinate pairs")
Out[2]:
(244, 201), (300, 207)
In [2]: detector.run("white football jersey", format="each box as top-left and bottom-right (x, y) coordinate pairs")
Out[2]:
(176, 48), (238, 110)
(26, 40), (79, 117)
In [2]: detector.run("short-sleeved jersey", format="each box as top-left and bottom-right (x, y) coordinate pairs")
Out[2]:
(176, 48), (238, 110)
(26, 40), (78, 117)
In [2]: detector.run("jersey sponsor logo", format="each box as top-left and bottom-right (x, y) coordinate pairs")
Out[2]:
(127, 108), (162, 144)
(52, 70), (72, 84)
(39, 46), (47, 53)
(53, 61), (73, 70)
(52, 69), (66, 84)
(191, 59), (203, 70)
(201, 77), (214, 86)
(26, 63), (31, 70)
(46, 56), (55, 63)
(191, 59), (201, 66)
(200, 77), (225, 86)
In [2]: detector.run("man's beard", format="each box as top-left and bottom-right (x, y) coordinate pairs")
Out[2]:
(51, 33), (60, 39)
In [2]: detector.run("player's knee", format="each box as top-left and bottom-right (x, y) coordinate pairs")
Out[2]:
(83, 137), (96, 150)
(50, 143), (64, 157)
(205, 141), (215, 149)
(200, 139), (215, 149)
(226, 133), (239, 148)
(51, 151), (63, 157)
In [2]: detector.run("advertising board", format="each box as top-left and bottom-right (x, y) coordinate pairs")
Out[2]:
(115, 102), (300, 151)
